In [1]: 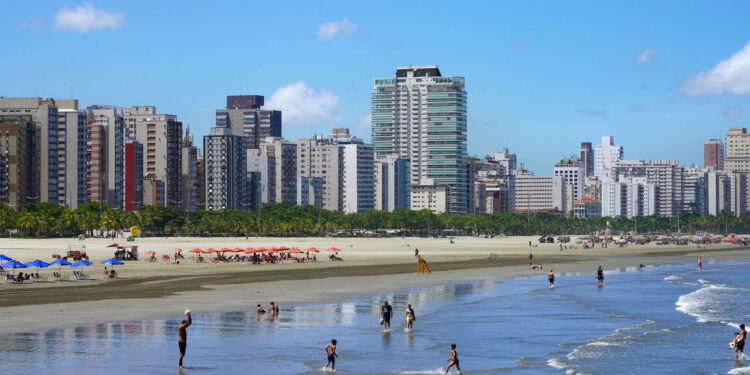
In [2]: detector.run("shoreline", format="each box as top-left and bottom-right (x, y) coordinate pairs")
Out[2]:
(1, 249), (745, 336)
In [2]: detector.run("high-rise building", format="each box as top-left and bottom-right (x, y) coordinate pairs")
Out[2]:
(295, 129), (374, 213)
(704, 138), (724, 171)
(123, 106), (182, 208)
(706, 171), (747, 216)
(594, 136), (623, 183)
(53, 99), (88, 208)
(124, 141), (144, 212)
(609, 176), (659, 218)
(683, 167), (707, 215)
(216, 95), (281, 150)
(374, 154), (411, 211)
(603, 160), (685, 217)
(372, 65), (469, 213)
(259, 137), (297, 205)
(554, 157), (585, 200)
(204, 126), (247, 211)
(725, 128), (750, 173)
(486, 148), (517, 173)
(512, 170), (566, 215)
(181, 128), (199, 212)
(87, 105), (124, 209)
(0, 98), (59, 204)
(0, 115), (38, 209)
(579, 142), (594, 177)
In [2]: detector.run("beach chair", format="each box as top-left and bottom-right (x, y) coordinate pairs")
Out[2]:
(32, 273), (48, 282)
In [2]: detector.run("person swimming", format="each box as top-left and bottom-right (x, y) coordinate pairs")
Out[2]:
(445, 343), (462, 374)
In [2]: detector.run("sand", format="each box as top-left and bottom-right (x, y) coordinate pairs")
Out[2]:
(0, 235), (746, 335)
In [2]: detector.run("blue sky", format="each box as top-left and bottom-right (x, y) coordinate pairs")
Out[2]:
(3, 1), (750, 173)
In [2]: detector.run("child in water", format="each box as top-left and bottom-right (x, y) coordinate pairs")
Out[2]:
(324, 339), (338, 371)
(445, 343), (462, 374)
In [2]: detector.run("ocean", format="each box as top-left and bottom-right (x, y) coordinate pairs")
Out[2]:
(1, 260), (748, 374)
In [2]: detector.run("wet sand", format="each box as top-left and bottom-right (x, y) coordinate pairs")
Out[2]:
(0, 235), (746, 334)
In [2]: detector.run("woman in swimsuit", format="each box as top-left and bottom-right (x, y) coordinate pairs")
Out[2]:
(405, 304), (415, 330)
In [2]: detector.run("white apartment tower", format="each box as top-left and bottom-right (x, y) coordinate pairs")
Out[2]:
(554, 157), (585, 200)
(372, 65), (469, 213)
(594, 136), (623, 183)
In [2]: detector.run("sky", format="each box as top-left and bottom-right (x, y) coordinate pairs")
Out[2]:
(3, 0), (750, 173)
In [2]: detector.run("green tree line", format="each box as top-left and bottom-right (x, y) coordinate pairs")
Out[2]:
(1, 201), (748, 238)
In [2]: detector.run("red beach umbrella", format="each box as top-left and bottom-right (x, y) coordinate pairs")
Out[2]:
(145, 250), (156, 254)
(220, 248), (231, 252)
(306, 247), (320, 253)
(277, 246), (290, 250)
(326, 247), (341, 252)
(173, 248), (183, 252)
(188, 248), (202, 253)
(244, 248), (258, 253)
(289, 249), (304, 254)
(264, 249), (276, 254)
(205, 248), (218, 253)
(257, 247), (267, 251)
(233, 248), (244, 252)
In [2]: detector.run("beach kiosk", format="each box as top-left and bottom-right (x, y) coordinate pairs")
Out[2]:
(108, 243), (139, 261)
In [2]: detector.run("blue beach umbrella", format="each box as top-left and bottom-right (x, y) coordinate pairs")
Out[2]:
(70, 260), (93, 268)
(3, 260), (27, 278)
(100, 258), (124, 266)
(25, 259), (50, 274)
(49, 258), (72, 274)
(0, 254), (13, 261)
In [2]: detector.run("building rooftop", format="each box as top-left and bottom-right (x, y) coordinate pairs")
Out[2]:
(395, 65), (441, 77)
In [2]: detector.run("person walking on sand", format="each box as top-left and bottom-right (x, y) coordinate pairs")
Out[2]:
(381, 301), (393, 331)
(324, 339), (338, 371)
(548, 269), (555, 288)
(177, 310), (192, 369)
(734, 324), (746, 359)
(415, 248), (419, 257)
(405, 304), (416, 330)
(596, 266), (604, 287)
(445, 343), (462, 374)
(697, 256), (703, 271)
(528, 253), (533, 265)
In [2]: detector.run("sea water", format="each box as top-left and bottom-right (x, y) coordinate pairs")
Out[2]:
(0, 260), (748, 374)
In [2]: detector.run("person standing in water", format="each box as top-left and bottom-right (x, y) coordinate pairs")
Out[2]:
(445, 343), (462, 374)
(405, 304), (416, 330)
(548, 269), (555, 288)
(381, 301), (393, 331)
(735, 324), (746, 359)
(177, 310), (192, 369)
(697, 256), (703, 270)
(596, 266), (604, 287)
(324, 339), (338, 370)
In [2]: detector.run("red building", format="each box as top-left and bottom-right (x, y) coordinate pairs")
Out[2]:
(124, 141), (143, 212)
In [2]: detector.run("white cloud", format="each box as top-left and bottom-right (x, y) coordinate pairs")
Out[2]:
(576, 106), (607, 118)
(682, 42), (750, 95)
(635, 47), (657, 63)
(316, 18), (357, 40)
(723, 105), (744, 119)
(54, 3), (125, 32)
(266, 81), (339, 128)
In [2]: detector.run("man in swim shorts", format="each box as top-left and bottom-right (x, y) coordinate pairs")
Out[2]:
(381, 301), (393, 331)
(178, 310), (192, 369)
(596, 266), (604, 286)
(548, 269), (555, 287)
(735, 324), (746, 359)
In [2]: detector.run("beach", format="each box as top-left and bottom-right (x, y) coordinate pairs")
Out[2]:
(0, 235), (747, 336)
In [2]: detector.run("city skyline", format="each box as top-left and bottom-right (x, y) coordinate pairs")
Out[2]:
(3, 1), (750, 173)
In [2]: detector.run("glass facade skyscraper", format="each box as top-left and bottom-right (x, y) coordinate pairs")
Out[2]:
(372, 65), (468, 213)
